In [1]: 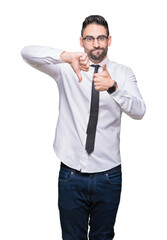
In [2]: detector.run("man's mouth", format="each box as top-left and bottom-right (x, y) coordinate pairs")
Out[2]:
(92, 49), (103, 54)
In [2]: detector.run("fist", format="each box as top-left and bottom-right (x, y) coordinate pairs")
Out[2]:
(61, 51), (89, 82)
(93, 63), (115, 91)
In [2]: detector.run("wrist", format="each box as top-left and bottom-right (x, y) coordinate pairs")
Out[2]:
(60, 51), (72, 63)
(108, 78), (114, 89)
(107, 80), (118, 94)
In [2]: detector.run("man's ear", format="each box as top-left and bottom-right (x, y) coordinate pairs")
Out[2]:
(80, 37), (84, 48)
(108, 35), (112, 47)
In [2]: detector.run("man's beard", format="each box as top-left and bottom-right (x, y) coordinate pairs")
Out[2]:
(86, 47), (108, 62)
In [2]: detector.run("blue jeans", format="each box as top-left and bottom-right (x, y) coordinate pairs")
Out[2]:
(58, 163), (122, 240)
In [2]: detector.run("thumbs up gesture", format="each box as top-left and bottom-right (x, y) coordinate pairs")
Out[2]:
(93, 63), (116, 91)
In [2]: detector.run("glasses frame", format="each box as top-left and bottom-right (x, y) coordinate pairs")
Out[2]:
(82, 35), (108, 43)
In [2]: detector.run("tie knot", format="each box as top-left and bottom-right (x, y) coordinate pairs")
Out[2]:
(90, 64), (100, 73)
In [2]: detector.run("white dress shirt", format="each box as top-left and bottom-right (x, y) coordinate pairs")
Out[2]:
(21, 46), (146, 173)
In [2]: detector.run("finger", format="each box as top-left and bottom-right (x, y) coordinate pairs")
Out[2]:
(93, 73), (99, 78)
(80, 62), (89, 70)
(94, 78), (101, 84)
(80, 66), (89, 72)
(94, 85), (101, 91)
(80, 61), (89, 69)
(102, 63), (107, 72)
(94, 79), (101, 85)
(80, 60), (88, 66)
(80, 58), (89, 67)
(93, 72), (104, 78)
(93, 75), (103, 81)
(80, 53), (88, 61)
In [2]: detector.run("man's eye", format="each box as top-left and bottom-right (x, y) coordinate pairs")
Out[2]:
(87, 37), (94, 41)
(98, 36), (105, 41)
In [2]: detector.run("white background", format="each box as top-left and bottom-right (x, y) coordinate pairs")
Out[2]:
(0, 0), (167, 239)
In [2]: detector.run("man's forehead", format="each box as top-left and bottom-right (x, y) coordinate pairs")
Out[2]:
(83, 24), (107, 36)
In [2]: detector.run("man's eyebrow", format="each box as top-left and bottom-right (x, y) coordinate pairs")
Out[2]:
(83, 35), (106, 38)
(84, 35), (94, 38)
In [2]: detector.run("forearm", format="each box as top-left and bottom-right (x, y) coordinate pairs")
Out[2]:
(21, 45), (64, 67)
(112, 67), (146, 120)
(112, 88), (146, 120)
(21, 45), (64, 78)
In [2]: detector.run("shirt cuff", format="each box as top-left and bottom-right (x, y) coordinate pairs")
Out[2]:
(50, 49), (64, 63)
(111, 88), (127, 106)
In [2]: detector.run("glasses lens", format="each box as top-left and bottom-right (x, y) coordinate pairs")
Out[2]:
(97, 36), (107, 41)
(86, 36), (94, 42)
(83, 35), (108, 43)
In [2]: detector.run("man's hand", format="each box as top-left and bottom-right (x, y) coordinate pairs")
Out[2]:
(61, 52), (89, 82)
(93, 63), (117, 91)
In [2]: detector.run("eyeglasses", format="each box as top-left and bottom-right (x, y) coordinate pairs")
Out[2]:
(82, 35), (108, 43)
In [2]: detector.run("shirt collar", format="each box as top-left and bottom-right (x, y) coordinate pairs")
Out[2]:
(89, 56), (109, 68)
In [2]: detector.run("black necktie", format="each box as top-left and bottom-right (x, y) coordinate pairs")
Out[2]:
(85, 64), (100, 154)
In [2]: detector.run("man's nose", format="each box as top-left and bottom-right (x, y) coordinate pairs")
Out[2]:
(93, 38), (100, 48)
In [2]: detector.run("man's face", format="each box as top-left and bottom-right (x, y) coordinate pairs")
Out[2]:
(80, 24), (112, 63)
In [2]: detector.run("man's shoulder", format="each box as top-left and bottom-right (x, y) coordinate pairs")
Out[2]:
(107, 60), (132, 78)
(108, 60), (130, 71)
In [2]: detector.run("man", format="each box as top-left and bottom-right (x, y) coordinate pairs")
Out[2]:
(21, 15), (146, 240)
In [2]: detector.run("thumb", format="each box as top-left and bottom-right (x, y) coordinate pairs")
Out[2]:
(76, 71), (82, 82)
(102, 63), (107, 72)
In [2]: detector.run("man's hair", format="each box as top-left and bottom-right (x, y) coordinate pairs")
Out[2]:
(81, 15), (109, 37)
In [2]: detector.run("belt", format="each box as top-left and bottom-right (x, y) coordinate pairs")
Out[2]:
(60, 162), (121, 174)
